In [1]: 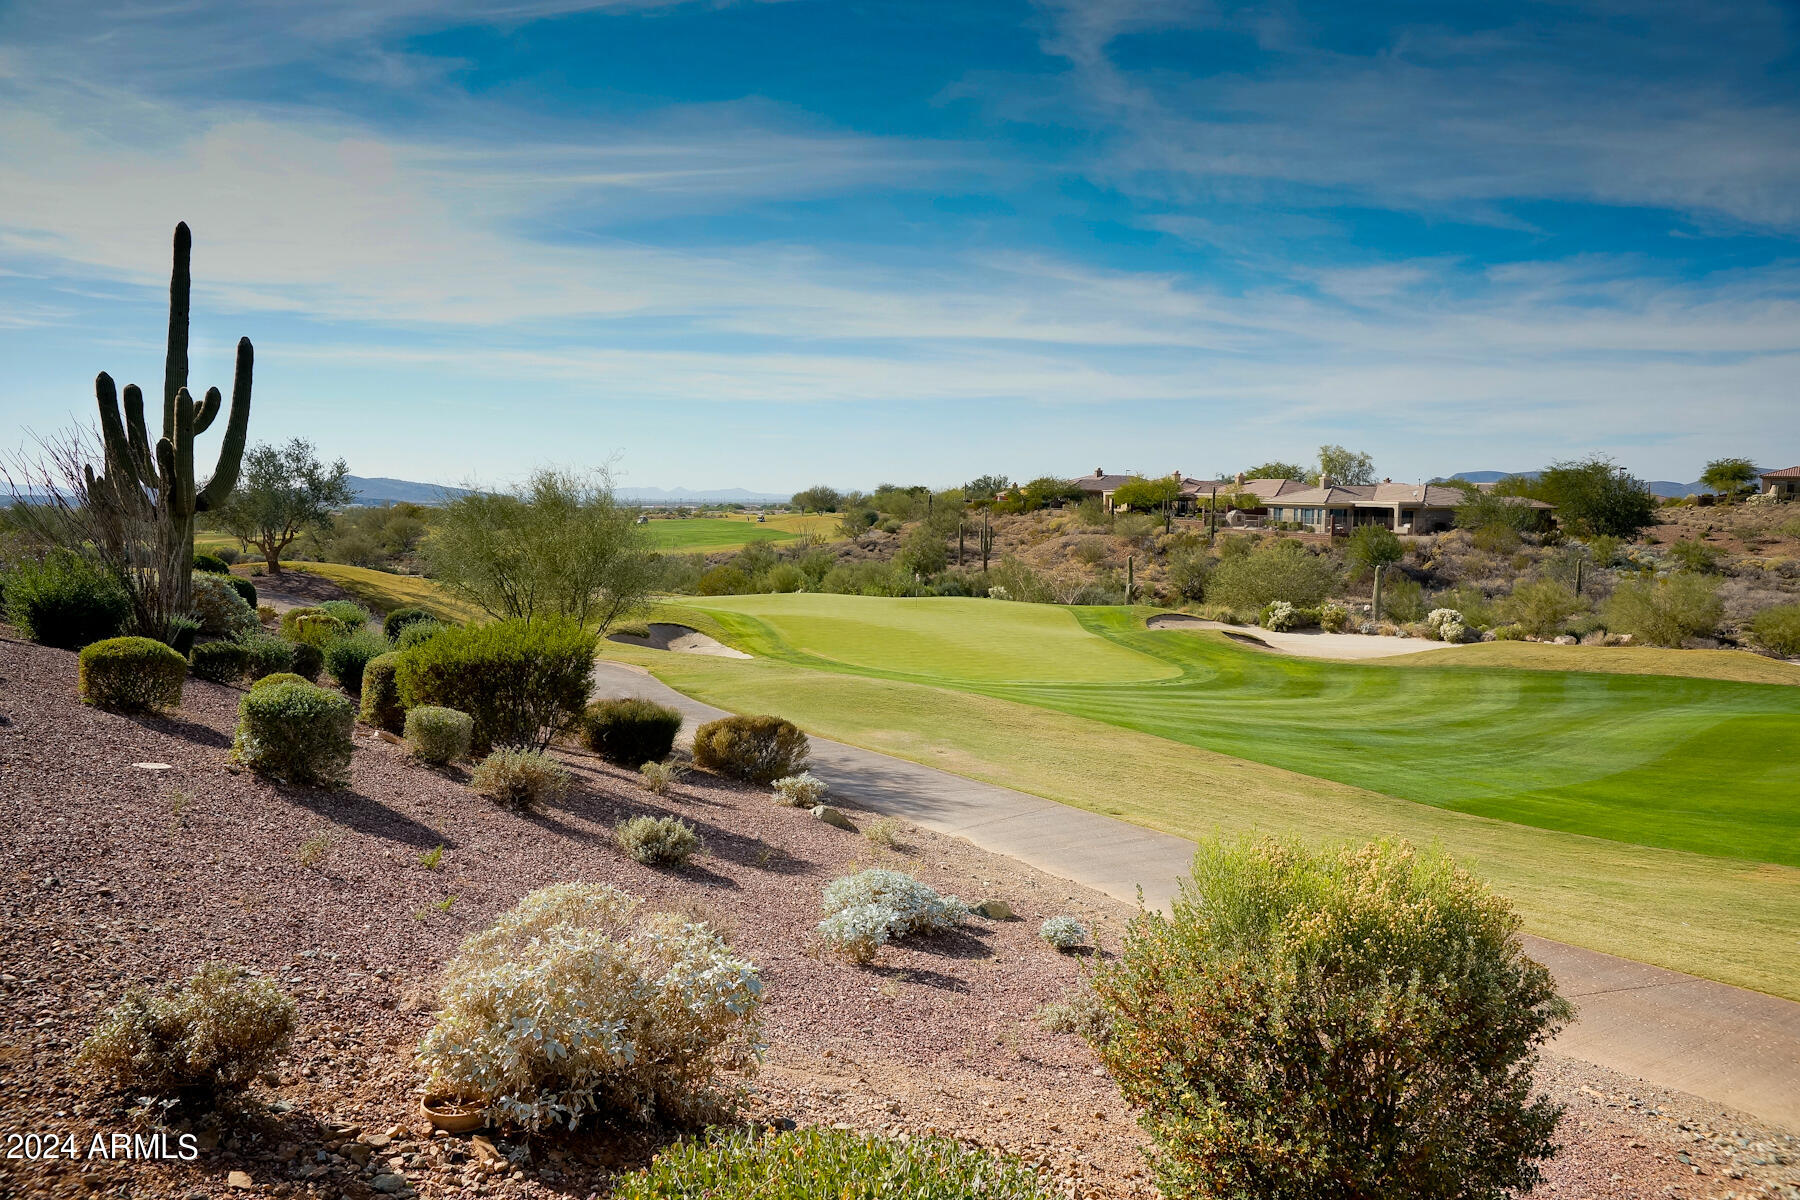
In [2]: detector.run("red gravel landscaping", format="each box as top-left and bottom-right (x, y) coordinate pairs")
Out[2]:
(3, 629), (1797, 1200)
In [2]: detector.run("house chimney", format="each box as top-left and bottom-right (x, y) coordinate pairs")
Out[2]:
(1319, 474), (1332, 489)
(1095, 467), (1104, 478)
(1171, 469), (1181, 480)
(1234, 472), (1245, 486)
(1382, 477), (1392, 484)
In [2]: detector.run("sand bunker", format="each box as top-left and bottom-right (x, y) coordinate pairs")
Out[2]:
(607, 622), (750, 659)
(1147, 613), (1451, 660)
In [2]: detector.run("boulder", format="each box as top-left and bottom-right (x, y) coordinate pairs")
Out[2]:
(1552, 635), (1578, 646)
(811, 805), (855, 830)
(975, 899), (1014, 920)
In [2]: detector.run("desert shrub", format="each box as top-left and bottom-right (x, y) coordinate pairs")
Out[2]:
(611, 1127), (1051, 1199)
(1089, 837), (1572, 1200)
(78, 636), (187, 712)
(189, 572), (259, 640)
(225, 576), (258, 609)
(1035, 987), (1112, 1044)
(612, 620), (652, 639)
(358, 652), (406, 732)
(1435, 584), (1494, 628)
(817, 869), (968, 964)
(165, 614), (201, 656)
(4, 551), (130, 649)
(771, 771), (828, 807)
(319, 599), (371, 629)
(281, 607), (346, 648)
(1260, 600), (1301, 632)
(1490, 623), (1526, 641)
(1317, 601), (1349, 633)
(1166, 548), (1211, 601)
(323, 626), (390, 696)
(288, 639), (324, 682)
(697, 565), (752, 596)
(638, 760), (685, 795)
(471, 748), (570, 808)
(760, 562), (806, 593)
(1499, 579), (1585, 638)
(238, 632), (295, 680)
(79, 965), (295, 1103)
(691, 714), (809, 784)
(256, 603), (277, 624)
(615, 815), (705, 866)
(1666, 537), (1721, 574)
(1603, 574), (1722, 647)
(394, 617), (596, 754)
(395, 618), (445, 651)
(405, 705), (472, 764)
(1377, 573), (1427, 622)
(1206, 541), (1338, 610)
(416, 882), (763, 1131)
(192, 552), (233, 575)
(1751, 604), (1800, 657)
(190, 639), (249, 684)
(383, 605), (437, 639)
(1346, 524), (1404, 577)
(1039, 915), (1090, 951)
(232, 680), (355, 787)
(581, 698), (683, 767)
(250, 671), (309, 691)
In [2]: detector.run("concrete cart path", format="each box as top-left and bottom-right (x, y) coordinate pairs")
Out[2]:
(593, 659), (1800, 1132)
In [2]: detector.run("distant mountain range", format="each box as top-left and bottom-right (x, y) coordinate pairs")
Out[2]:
(1445, 469), (1703, 500)
(344, 476), (789, 506)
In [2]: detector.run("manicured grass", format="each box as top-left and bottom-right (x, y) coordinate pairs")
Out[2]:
(643, 513), (839, 553)
(1393, 640), (1800, 686)
(285, 562), (481, 623)
(601, 595), (1800, 997)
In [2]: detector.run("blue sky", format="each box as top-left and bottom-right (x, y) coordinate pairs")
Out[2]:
(2, 0), (1798, 492)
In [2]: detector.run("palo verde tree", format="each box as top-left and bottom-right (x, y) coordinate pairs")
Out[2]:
(425, 467), (655, 632)
(1315, 444), (1376, 486)
(1111, 475), (1183, 534)
(1243, 461), (1306, 481)
(790, 485), (843, 515)
(1533, 455), (1657, 538)
(220, 440), (353, 574)
(84, 223), (253, 636)
(1699, 457), (1758, 503)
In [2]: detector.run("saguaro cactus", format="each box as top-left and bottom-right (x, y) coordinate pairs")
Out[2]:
(86, 223), (252, 630)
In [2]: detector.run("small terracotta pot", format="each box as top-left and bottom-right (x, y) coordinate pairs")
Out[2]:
(420, 1094), (486, 1134)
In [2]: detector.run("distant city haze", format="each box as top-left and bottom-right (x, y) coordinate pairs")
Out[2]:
(2, 2), (1794, 487)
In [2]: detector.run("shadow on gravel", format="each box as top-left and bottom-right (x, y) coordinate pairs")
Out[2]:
(135, 712), (232, 750)
(865, 963), (972, 993)
(276, 786), (451, 849)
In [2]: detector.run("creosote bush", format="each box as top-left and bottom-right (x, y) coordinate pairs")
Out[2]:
(817, 869), (968, 965)
(1089, 836), (1572, 1200)
(638, 760), (684, 795)
(233, 680), (355, 787)
(324, 626), (391, 696)
(5, 551), (130, 650)
(1751, 604), (1800, 658)
(405, 705), (472, 765)
(611, 1127), (1053, 1200)
(358, 651), (406, 732)
(190, 639), (249, 684)
(78, 636), (187, 712)
(471, 748), (570, 808)
(1602, 574), (1722, 647)
(615, 815), (705, 866)
(394, 617), (596, 754)
(692, 714), (809, 784)
(417, 883), (763, 1131)
(771, 771), (827, 807)
(581, 698), (683, 767)
(79, 965), (296, 1103)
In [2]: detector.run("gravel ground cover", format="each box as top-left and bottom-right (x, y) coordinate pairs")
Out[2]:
(2, 629), (1796, 1200)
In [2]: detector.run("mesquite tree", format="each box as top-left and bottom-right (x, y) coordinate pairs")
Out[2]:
(85, 223), (252, 635)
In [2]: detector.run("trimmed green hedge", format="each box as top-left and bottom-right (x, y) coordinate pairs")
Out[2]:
(190, 640), (249, 684)
(289, 640), (324, 682)
(192, 553), (233, 575)
(233, 681), (354, 787)
(692, 714), (809, 784)
(383, 605), (437, 639)
(358, 652), (406, 732)
(393, 617), (595, 755)
(324, 627), (391, 696)
(239, 633), (294, 681)
(404, 706), (472, 765)
(78, 637), (187, 712)
(581, 698), (683, 767)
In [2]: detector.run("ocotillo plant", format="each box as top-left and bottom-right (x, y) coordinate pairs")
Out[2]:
(85, 223), (252, 634)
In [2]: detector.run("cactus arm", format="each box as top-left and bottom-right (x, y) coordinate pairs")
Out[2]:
(94, 372), (134, 481)
(197, 337), (252, 511)
(122, 384), (156, 485)
(170, 388), (197, 518)
(161, 222), (191, 441)
(193, 385), (221, 434)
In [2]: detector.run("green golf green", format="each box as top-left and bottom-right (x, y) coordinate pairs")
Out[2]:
(669, 595), (1800, 867)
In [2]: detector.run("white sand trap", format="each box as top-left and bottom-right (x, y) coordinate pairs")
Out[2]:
(1147, 613), (1453, 660)
(608, 622), (750, 659)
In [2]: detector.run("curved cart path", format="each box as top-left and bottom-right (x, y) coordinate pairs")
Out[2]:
(594, 658), (1800, 1133)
